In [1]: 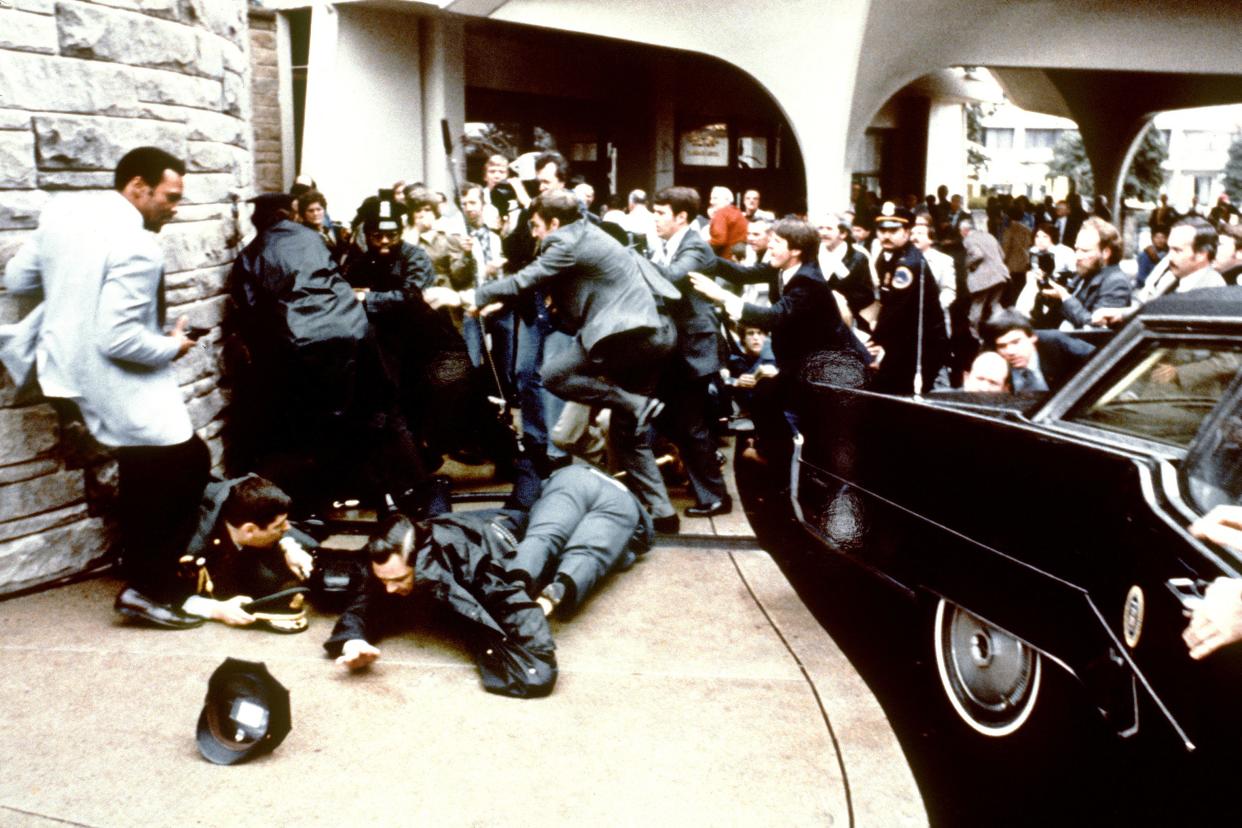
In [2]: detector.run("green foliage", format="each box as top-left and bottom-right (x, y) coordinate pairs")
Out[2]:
(1048, 130), (1091, 192)
(1049, 125), (1168, 201)
(965, 102), (993, 179)
(1127, 125), (1168, 202)
(1224, 132), (1242, 206)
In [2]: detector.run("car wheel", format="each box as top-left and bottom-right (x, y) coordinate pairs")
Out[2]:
(933, 598), (1041, 737)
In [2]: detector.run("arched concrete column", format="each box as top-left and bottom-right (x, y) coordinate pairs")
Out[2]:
(1045, 69), (1242, 219)
(447, 0), (874, 210)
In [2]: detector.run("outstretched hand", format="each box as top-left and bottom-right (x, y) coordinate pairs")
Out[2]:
(336, 638), (381, 670)
(688, 272), (729, 304)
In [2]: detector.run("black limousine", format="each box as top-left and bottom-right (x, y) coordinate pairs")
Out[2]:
(744, 287), (1242, 752)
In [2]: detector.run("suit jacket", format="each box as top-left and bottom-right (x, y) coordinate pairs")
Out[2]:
(738, 261), (868, 378)
(1001, 221), (1034, 273)
(1060, 264), (1131, 328)
(650, 228), (720, 377)
(2, 190), (192, 447)
(475, 219), (660, 355)
(961, 230), (1010, 295)
(1025, 330), (1095, 392)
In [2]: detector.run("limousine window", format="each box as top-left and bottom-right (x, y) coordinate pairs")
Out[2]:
(1066, 341), (1242, 448)
(1184, 372), (1242, 515)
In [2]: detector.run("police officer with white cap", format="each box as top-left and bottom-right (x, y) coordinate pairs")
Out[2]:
(869, 202), (949, 395)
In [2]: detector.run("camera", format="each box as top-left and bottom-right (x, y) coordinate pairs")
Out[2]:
(1032, 252), (1056, 289)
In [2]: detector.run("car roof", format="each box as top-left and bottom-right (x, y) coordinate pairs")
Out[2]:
(1140, 285), (1242, 319)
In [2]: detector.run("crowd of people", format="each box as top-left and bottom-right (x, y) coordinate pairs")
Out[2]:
(5, 143), (1242, 698)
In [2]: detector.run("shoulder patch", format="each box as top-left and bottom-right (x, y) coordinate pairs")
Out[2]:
(891, 265), (913, 290)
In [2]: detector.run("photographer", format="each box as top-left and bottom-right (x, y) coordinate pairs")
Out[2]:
(1015, 222), (1080, 327)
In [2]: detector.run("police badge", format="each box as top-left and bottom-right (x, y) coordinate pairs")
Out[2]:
(892, 265), (914, 290)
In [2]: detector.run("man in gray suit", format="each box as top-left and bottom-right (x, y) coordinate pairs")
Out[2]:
(3, 147), (209, 628)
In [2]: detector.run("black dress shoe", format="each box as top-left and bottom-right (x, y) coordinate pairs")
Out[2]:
(653, 514), (680, 534)
(685, 495), (733, 518)
(114, 588), (205, 630)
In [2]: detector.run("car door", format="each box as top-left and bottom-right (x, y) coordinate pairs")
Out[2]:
(1043, 333), (1242, 750)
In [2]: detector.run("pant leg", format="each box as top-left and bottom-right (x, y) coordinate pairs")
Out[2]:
(114, 435), (211, 604)
(555, 486), (640, 606)
(541, 329), (573, 461)
(515, 308), (550, 454)
(608, 407), (676, 520)
(664, 375), (728, 506)
(541, 334), (647, 417)
(509, 482), (585, 586)
(462, 315), (484, 368)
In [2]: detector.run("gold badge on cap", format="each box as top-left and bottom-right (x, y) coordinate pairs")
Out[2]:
(881, 201), (896, 217)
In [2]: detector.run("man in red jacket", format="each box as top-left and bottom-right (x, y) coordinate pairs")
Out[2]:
(708, 186), (748, 260)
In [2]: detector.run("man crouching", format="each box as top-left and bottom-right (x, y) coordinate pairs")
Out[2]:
(324, 510), (557, 698)
(180, 475), (316, 632)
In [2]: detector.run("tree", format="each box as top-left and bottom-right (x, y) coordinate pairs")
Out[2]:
(1048, 124), (1168, 201)
(964, 102), (993, 179)
(1224, 131), (1242, 206)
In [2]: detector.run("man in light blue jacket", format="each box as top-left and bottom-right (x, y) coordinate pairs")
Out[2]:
(3, 146), (208, 629)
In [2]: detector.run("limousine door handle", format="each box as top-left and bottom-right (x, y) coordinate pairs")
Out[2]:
(1166, 577), (1209, 617)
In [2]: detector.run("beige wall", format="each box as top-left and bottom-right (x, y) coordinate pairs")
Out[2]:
(300, 4), (425, 219)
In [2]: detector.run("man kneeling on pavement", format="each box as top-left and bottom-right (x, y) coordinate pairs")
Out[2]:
(324, 462), (652, 698)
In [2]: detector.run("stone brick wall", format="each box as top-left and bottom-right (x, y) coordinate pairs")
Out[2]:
(0, 0), (253, 595)
(249, 10), (284, 194)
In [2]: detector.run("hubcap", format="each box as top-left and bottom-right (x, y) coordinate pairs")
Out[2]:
(934, 599), (1041, 737)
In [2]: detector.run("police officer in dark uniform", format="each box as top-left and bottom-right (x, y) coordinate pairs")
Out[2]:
(346, 194), (472, 467)
(870, 202), (948, 395)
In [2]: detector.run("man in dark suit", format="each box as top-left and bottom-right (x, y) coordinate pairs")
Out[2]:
(649, 186), (731, 518)
(689, 218), (866, 398)
(983, 308), (1095, 393)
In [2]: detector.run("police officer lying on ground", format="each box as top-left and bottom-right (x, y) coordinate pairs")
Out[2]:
(180, 475), (316, 633)
(505, 462), (653, 618)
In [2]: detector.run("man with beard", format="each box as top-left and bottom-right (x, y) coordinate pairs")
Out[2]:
(1038, 217), (1131, 329)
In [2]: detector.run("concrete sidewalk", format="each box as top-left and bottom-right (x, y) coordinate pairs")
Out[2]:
(0, 540), (925, 827)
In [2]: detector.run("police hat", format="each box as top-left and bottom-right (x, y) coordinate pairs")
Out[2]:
(358, 193), (405, 233)
(875, 201), (913, 229)
(196, 658), (291, 765)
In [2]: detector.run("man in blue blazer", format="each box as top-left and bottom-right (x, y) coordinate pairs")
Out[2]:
(3, 147), (209, 628)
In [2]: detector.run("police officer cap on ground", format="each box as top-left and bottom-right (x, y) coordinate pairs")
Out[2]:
(196, 658), (292, 765)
